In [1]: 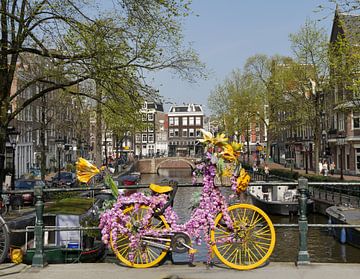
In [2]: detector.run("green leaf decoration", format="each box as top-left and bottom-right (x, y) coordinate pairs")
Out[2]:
(104, 174), (119, 198)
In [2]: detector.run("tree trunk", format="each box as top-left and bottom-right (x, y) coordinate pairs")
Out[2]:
(0, 126), (7, 191)
(95, 91), (102, 166)
(40, 95), (47, 181)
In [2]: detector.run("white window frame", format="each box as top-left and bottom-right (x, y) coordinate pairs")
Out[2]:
(182, 117), (188, 126)
(174, 128), (179, 137)
(353, 111), (360, 129)
(148, 113), (154, 121)
(189, 128), (195, 137)
(169, 117), (174, 126)
(338, 112), (345, 131)
(169, 129), (174, 138)
(195, 117), (201, 126)
(189, 117), (194, 125)
(182, 129), (187, 137)
(174, 117), (179, 126)
(142, 134), (147, 143)
(148, 134), (154, 143)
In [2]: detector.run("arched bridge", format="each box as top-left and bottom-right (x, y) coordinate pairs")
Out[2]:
(137, 157), (200, 174)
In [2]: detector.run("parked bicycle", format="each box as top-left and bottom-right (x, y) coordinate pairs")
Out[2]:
(77, 130), (276, 270)
(0, 212), (10, 263)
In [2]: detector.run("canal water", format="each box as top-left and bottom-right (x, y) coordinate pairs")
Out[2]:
(138, 168), (360, 263)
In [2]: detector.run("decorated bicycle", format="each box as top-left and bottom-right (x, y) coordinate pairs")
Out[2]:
(77, 129), (276, 270)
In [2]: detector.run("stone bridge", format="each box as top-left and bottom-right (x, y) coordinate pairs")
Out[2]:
(136, 157), (199, 174)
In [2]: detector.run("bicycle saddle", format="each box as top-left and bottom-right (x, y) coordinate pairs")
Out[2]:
(149, 183), (173, 193)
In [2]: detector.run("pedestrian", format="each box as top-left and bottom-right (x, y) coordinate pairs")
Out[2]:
(319, 161), (323, 175)
(264, 164), (270, 181)
(323, 161), (328, 176)
(252, 162), (258, 173)
(330, 161), (335, 175)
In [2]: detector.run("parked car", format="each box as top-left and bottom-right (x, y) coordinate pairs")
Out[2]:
(11, 179), (46, 208)
(51, 172), (77, 188)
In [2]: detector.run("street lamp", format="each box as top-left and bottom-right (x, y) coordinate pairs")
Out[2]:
(336, 135), (346, 180)
(304, 141), (310, 174)
(7, 127), (20, 190)
(55, 138), (64, 180)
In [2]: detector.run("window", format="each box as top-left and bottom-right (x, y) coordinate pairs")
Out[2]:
(142, 134), (147, 143)
(169, 117), (174, 126)
(148, 124), (154, 132)
(182, 117), (188, 126)
(174, 128), (179, 137)
(196, 130), (201, 137)
(338, 113), (345, 131)
(135, 134), (141, 143)
(182, 129), (187, 137)
(142, 114), (147, 121)
(148, 113), (154, 121)
(189, 128), (194, 137)
(189, 117), (194, 125)
(148, 134), (154, 143)
(169, 129), (174, 138)
(353, 112), (360, 129)
(174, 117), (179, 126)
(195, 117), (201, 126)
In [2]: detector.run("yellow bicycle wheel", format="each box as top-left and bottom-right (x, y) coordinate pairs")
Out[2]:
(110, 205), (170, 268)
(210, 204), (276, 270)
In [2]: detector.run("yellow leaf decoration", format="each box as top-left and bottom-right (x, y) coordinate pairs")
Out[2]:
(213, 133), (228, 146)
(76, 157), (100, 183)
(236, 168), (251, 193)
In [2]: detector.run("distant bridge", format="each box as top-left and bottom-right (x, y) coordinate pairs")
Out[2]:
(136, 157), (200, 174)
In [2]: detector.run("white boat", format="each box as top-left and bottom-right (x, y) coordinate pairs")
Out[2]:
(247, 184), (313, 216)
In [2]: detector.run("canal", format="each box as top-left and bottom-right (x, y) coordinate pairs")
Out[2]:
(139, 168), (360, 263)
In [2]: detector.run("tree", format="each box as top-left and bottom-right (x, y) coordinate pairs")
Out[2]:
(288, 19), (330, 174)
(0, 0), (204, 186)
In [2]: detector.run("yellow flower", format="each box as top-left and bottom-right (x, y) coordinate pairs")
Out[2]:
(213, 133), (228, 146)
(231, 142), (243, 152)
(198, 128), (214, 144)
(222, 144), (237, 162)
(76, 157), (100, 183)
(236, 168), (250, 193)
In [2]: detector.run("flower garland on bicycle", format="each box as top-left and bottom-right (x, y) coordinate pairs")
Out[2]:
(76, 129), (251, 265)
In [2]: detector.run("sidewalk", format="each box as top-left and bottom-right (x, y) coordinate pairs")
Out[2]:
(1, 262), (360, 279)
(267, 161), (360, 181)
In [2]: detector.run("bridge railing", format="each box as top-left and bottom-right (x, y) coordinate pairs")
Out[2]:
(4, 178), (360, 267)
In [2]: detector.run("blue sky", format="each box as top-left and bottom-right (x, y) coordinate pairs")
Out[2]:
(150, 0), (336, 113)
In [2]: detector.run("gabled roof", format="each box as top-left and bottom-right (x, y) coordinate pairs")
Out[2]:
(330, 7), (360, 45)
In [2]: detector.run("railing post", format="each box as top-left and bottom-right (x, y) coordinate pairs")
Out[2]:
(32, 184), (48, 267)
(297, 177), (310, 265)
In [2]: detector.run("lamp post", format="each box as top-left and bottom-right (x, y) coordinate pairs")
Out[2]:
(336, 135), (346, 180)
(7, 127), (20, 190)
(304, 142), (309, 174)
(55, 138), (64, 180)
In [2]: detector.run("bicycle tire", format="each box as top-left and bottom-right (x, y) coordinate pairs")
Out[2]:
(210, 203), (276, 270)
(0, 216), (10, 263)
(110, 205), (170, 268)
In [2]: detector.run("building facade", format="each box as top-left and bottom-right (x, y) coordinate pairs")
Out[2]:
(135, 100), (165, 157)
(167, 104), (204, 157)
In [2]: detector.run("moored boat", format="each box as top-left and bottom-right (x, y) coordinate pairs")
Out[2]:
(326, 205), (360, 248)
(247, 184), (314, 216)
